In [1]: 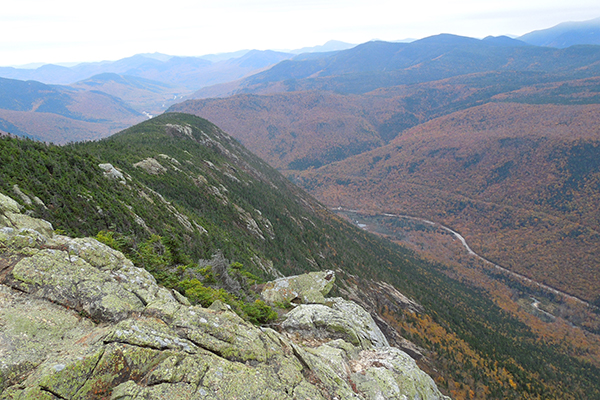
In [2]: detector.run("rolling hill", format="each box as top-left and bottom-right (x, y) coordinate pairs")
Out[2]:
(0, 76), (145, 142)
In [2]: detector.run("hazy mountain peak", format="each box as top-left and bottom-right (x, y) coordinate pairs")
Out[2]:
(137, 52), (173, 61)
(198, 50), (252, 63)
(289, 40), (357, 54)
(482, 35), (529, 46)
(519, 16), (600, 47)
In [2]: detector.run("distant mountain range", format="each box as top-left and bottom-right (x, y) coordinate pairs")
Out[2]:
(0, 42), (360, 142)
(0, 18), (599, 142)
(0, 50), (291, 89)
(286, 39), (357, 54)
(189, 34), (600, 99)
(0, 41), (357, 87)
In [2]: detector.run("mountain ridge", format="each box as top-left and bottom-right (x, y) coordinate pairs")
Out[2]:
(0, 76), (146, 142)
(0, 190), (449, 399)
(519, 17), (600, 47)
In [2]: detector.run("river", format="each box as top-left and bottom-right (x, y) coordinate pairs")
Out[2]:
(335, 207), (592, 308)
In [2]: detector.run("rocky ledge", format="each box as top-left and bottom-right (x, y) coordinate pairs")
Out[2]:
(0, 192), (448, 399)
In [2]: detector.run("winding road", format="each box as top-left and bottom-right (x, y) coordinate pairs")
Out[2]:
(335, 207), (593, 309)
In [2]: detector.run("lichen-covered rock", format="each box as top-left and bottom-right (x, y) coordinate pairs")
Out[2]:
(0, 192), (21, 213)
(0, 192), (448, 400)
(281, 297), (389, 350)
(0, 285), (103, 393)
(2, 212), (54, 239)
(10, 249), (146, 322)
(350, 347), (448, 400)
(329, 297), (390, 348)
(173, 304), (276, 363)
(0, 191), (53, 240)
(261, 270), (335, 305)
(289, 339), (449, 400)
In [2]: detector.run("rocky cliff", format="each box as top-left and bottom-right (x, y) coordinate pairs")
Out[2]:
(0, 191), (448, 399)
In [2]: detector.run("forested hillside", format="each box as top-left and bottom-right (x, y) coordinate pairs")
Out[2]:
(0, 76), (146, 142)
(173, 71), (600, 170)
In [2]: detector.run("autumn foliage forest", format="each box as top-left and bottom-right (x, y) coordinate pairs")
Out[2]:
(299, 102), (600, 303)
(174, 68), (600, 306)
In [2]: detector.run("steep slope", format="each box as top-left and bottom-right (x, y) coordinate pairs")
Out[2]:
(1, 113), (599, 398)
(172, 91), (391, 169)
(295, 101), (600, 304)
(1, 112), (423, 281)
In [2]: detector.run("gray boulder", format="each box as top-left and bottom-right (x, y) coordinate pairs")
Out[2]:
(281, 297), (390, 349)
(261, 270), (335, 305)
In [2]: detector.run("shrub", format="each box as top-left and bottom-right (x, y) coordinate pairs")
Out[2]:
(242, 299), (278, 325)
(178, 278), (233, 307)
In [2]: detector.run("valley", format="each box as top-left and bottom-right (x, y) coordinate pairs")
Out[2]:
(292, 101), (600, 304)
(172, 48), (600, 305)
(2, 17), (600, 399)
(338, 208), (592, 306)
(334, 208), (600, 329)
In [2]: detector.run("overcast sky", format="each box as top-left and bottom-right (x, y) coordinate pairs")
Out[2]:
(2, 0), (600, 66)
